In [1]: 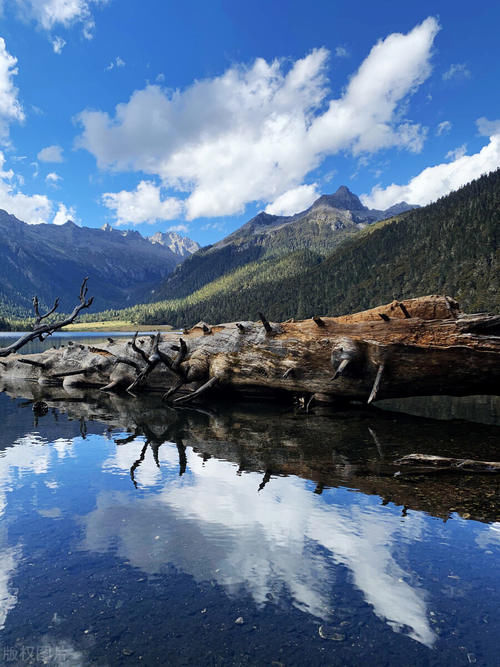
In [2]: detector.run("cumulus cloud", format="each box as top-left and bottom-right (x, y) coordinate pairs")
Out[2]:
(442, 63), (471, 81)
(265, 183), (319, 216)
(12, 0), (106, 39)
(76, 17), (440, 220)
(335, 46), (349, 58)
(0, 152), (52, 222)
(52, 202), (76, 225)
(0, 151), (75, 224)
(102, 180), (184, 225)
(436, 120), (451, 136)
(0, 37), (25, 142)
(361, 129), (500, 210)
(37, 144), (64, 162)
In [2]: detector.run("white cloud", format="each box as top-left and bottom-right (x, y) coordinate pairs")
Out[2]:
(106, 55), (125, 71)
(442, 63), (471, 81)
(0, 37), (24, 142)
(265, 183), (319, 216)
(76, 17), (440, 220)
(45, 171), (62, 186)
(436, 120), (451, 136)
(361, 130), (500, 209)
(102, 180), (184, 225)
(37, 144), (64, 162)
(167, 223), (188, 233)
(0, 151), (76, 224)
(51, 35), (66, 53)
(477, 117), (500, 136)
(52, 202), (76, 225)
(335, 46), (349, 58)
(0, 152), (52, 222)
(445, 144), (466, 161)
(308, 17), (439, 156)
(13, 0), (106, 39)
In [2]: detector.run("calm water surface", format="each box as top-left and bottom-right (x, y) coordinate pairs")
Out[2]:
(0, 332), (152, 356)
(0, 385), (498, 666)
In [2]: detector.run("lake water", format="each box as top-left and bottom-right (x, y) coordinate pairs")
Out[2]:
(0, 382), (498, 666)
(0, 331), (152, 356)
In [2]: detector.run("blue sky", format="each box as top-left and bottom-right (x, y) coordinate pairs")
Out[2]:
(0, 0), (499, 246)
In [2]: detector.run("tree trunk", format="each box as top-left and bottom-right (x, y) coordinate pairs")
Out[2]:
(0, 295), (498, 405)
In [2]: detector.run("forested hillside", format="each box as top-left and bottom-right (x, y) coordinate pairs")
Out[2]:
(89, 169), (498, 327)
(151, 187), (416, 301)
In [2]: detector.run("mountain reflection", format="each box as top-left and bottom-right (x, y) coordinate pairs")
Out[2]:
(0, 385), (498, 650)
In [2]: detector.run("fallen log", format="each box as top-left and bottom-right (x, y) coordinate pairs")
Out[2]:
(0, 295), (498, 405)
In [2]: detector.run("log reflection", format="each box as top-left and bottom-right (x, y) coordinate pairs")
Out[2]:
(1, 381), (499, 523)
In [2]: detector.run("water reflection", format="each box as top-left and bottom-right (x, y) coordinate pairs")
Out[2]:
(377, 394), (500, 426)
(0, 546), (19, 631)
(0, 386), (497, 663)
(85, 447), (436, 645)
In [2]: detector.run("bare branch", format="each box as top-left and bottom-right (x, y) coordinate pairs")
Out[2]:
(131, 332), (149, 363)
(0, 278), (94, 358)
(33, 295), (60, 327)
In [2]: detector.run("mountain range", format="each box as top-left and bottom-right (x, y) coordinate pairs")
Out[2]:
(92, 169), (499, 327)
(153, 186), (417, 301)
(1, 171), (498, 328)
(0, 212), (199, 316)
(0, 186), (412, 318)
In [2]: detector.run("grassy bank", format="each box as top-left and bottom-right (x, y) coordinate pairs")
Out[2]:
(61, 320), (174, 332)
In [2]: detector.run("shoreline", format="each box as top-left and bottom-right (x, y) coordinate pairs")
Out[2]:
(60, 321), (174, 332)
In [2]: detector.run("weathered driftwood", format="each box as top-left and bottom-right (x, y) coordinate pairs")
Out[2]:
(0, 277), (94, 357)
(0, 295), (498, 405)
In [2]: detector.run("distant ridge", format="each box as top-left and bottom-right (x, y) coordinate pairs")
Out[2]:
(0, 213), (198, 316)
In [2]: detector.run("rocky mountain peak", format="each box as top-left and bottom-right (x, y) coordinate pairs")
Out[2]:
(312, 186), (366, 212)
(148, 231), (200, 258)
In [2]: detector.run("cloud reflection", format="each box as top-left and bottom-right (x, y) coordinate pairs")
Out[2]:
(0, 546), (20, 631)
(84, 443), (436, 646)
